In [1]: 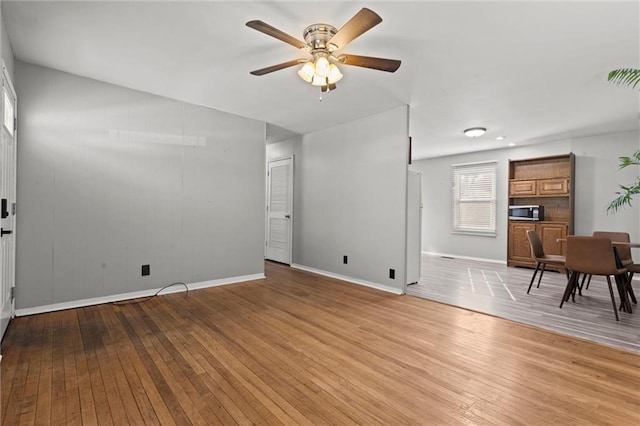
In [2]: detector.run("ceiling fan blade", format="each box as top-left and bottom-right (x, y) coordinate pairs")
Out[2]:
(250, 59), (303, 76)
(327, 8), (382, 50)
(337, 54), (401, 72)
(246, 20), (307, 49)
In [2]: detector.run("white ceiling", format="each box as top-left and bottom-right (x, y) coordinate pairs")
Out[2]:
(4, 1), (639, 159)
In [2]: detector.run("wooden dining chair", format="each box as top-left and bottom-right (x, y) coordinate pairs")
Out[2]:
(626, 263), (639, 303)
(526, 230), (567, 294)
(592, 231), (633, 266)
(582, 231), (633, 291)
(560, 236), (627, 321)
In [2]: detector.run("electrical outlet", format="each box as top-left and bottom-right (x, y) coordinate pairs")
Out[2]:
(389, 268), (395, 279)
(142, 265), (150, 276)
(343, 255), (348, 264)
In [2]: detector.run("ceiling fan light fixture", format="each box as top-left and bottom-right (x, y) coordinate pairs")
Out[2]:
(314, 56), (331, 78)
(327, 64), (343, 84)
(298, 61), (315, 83)
(464, 127), (487, 138)
(311, 75), (327, 87)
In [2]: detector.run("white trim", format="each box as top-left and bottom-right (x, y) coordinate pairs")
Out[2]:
(451, 159), (499, 168)
(291, 264), (404, 295)
(0, 59), (17, 334)
(187, 273), (264, 290)
(266, 156), (294, 264)
(2, 59), (16, 100)
(422, 251), (507, 265)
(451, 231), (497, 237)
(15, 273), (265, 317)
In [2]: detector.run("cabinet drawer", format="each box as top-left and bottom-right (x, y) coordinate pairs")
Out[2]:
(537, 178), (569, 196)
(509, 180), (536, 196)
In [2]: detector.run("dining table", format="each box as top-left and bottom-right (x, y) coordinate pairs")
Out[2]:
(557, 239), (639, 313)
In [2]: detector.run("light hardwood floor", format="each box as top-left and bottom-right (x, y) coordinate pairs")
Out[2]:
(407, 254), (640, 352)
(2, 261), (639, 424)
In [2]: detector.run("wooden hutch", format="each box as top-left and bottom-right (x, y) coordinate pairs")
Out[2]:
(507, 153), (575, 270)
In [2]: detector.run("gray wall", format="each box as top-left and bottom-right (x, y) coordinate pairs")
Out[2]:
(15, 61), (266, 309)
(572, 131), (640, 238)
(0, 3), (15, 79)
(411, 130), (640, 261)
(267, 106), (409, 291)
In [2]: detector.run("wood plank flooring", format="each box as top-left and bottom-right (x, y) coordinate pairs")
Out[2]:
(2, 261), (639, 424)
(407, 255), (640, 352)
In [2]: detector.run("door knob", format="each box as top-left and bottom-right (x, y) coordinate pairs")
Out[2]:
(285, 214), (291, 219)
(1, 228), (12, 236)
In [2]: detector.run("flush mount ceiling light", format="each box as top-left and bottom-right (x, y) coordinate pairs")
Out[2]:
(464, 127), (487, 138)
(246, 8), (401, 93)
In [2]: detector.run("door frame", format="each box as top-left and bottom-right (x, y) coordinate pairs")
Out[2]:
(1, 58), (17, 339)
(265, 155), (294, 265)
(405, 170), (422, 292)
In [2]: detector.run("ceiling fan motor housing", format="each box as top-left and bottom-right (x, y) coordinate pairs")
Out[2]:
(303, 24), (338, 52)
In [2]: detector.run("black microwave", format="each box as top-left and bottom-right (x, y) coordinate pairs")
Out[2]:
(509, 205), (544, 221)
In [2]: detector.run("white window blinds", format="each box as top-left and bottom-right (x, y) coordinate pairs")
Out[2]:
(452, 161), (497, 236)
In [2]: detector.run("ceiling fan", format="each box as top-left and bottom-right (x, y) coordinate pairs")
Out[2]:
(246, 8), (401, 92)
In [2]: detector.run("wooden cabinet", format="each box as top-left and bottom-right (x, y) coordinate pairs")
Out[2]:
(509, 180), (537, 196)
(507, 222), (568, 268)
(509, 178), (570, 197)
(507, 154), (574, 270)
(538, 222), (567, 256)
(508, 222), (536, 261)
(537, 178), (569, 196)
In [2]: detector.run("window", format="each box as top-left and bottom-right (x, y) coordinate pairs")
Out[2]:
(452, 161), (497, 236)
(3, 90), (13, 136)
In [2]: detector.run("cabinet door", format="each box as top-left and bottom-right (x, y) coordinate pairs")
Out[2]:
(508, 222), (536, 261)
(509, 180), (536, 196)
(537, 178), (569, 196)
(537, 223), (567, 256)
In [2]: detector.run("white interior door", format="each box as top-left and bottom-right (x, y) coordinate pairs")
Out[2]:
(266, 157), (293, 264)
(0, 61), (16, 339)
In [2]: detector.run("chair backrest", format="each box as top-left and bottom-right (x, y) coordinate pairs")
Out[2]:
(526, 230), (545, 260)
(565, 236), (620, 275)
(592, 231), (632, 263)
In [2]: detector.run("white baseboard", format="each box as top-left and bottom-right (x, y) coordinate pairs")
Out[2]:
(422, 251), (507, 265)
(14, 273), (265, 317)
(187, 273), (265, 290)
(291, 264), (404, 295)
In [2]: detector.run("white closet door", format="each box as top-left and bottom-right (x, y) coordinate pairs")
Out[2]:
(266, 157), (293, 264)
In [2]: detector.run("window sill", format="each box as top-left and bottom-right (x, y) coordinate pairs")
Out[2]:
(452, 230), (497, 237)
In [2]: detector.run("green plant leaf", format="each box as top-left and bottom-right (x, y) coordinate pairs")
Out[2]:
(606, 70), (639, 214)
(607, 180), (640, 214)
(607, 68), (640, 89)
(618, 151), (640, 169)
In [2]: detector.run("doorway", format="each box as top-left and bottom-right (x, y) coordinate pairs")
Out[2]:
(0, 60), (17, 339)
(266, 157), (293, 264)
